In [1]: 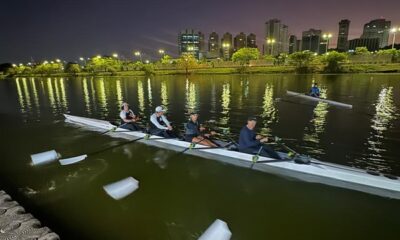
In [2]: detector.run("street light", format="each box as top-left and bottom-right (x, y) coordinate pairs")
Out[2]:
(158, 49), (165, 55)
(112, 53), (118, 58)
(266, 38), (276, 55)
(322, 33), (333, 53)
(134, 51), (142, 62)
(79, 57), (84, 61)
(390, 27), (400, 49)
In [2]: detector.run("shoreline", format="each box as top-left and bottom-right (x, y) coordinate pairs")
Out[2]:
(5, 63), (400, 78)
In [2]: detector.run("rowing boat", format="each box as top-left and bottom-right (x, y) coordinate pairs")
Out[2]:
(286, 90), (353, 109)
(64, 114), (400, 199)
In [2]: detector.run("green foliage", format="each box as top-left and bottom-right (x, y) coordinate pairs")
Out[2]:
(85, 56), (122, 73)
(232, 48), (260, 65)
(263, 55), (275, 61)
(377, 49), (400, 63)
(33, 62), (63, 75)
(141, 63), (155, 75)
(288, 51), (316, 73)
(177, 53), (198, 75)
(321, 51), (348, 73)
(65, 62), (81, 74)
(275, 53), (288, 65)
(355, 47), (370, 55)
(160, 55), (172, 64)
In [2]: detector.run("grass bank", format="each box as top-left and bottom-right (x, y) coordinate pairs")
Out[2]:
(6, 63), (400, 78)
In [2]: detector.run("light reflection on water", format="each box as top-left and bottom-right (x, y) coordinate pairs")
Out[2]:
(302, 88), (329, 155)
(354, 87), (398, 172)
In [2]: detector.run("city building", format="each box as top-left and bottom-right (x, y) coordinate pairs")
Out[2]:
(301, 28), (322, 54)
(198, 31), (206, 59)
(246, 33), (257, 48)
(337, 19), (350, 52)
(178, 29), (201, 59)
(361, 18), (391, 48)
(208, 32), (220, 58)
(234, 32), (247, 52)
(221, 32), (233, 60)
(264, 19), (289, 56)
(289, 35), (299, 53)
(349, 38), (380, 51)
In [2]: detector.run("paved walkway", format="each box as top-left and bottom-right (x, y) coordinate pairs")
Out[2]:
(0, 190), (59, 240)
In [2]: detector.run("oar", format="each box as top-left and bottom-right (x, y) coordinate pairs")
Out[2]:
(250, 146), (264, 169)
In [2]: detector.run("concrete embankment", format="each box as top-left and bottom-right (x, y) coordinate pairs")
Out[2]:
(0, 190), (59, 240)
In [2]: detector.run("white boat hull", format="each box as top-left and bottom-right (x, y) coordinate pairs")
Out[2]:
(286, 91), (353, 109)
(64, 114), (400, 200)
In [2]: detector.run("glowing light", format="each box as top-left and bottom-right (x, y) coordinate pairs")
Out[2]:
(79, 57), (84, 61)
(134, 51), (141, 56)
(267, 39), (276, 44)
(158, 49), (165, 54)
(56, 59), (61, 63)
(112, 53), (118, 58)
(145, 60), (150, 64)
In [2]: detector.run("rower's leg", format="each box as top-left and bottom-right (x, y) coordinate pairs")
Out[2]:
(260, 145), (282, 159)
(120, 123), (135, 131)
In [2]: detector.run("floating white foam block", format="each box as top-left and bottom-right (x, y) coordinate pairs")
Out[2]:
(59, 155), (88, 165)
(103, 177), (139, 200)
(30, 150), (60, 166)
(198, 219), (232, 240)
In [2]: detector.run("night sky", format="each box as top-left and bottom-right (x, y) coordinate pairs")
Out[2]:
(1, 0), (399, 63)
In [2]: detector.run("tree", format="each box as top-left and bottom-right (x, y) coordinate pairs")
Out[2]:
(65, 62), (81, 75)
(232, 47), (260, 65)
(177, 53), (198, 75)
(377, 49), (400, 63)
(321, 51), (348, 73)
(288, 51), (316, 73)
(355, 47), (370, 55)
(160, 55), (172, 64)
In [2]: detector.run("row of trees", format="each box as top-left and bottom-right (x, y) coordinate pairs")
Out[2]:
(5, 47), (400, 76)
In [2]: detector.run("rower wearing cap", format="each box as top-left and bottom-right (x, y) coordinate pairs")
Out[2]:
(184, 112), (218, 147)
(149, 106), (177, 138)
(119, 102), (142, 131)
(238, 116), (282, 159)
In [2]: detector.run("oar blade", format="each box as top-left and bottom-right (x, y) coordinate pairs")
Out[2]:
(198, 219), (232, 240)
(59, 155), (88, 165)
(30, 150), (60, 166)
(103, 177), (139, 200)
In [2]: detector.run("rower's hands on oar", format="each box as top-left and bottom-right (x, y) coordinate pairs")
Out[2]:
(167, 125), (173, 131)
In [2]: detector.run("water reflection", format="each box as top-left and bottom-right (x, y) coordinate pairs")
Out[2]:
(115, 79), (123, 107)
(46, 78), (56, 113)
(219, 82), (231, 126)
(59, 78), (68, 111)
(161, 80), (169, 111)
(137, 79), (145, 115)
(185, 78), (199, 114)
(356, 87), (398, 171)
(96, 78), (108, 117)
(260, 83), (277, 134)
(303, 88), (328, 154)
(82, 78), (92, 115)
(147, 78), (153, 109)
(30, 78), (40, 111)
(15, 78), (26, 113)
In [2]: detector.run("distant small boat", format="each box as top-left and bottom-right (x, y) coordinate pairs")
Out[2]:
(286, 90), (353, 109)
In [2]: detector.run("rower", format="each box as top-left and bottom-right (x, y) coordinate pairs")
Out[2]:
(149, 106), (177, 138)
(119, 102), (142, 131)
(238, 117), (282, 159)
(184, 112), (218, 147)
(309, 83), (320, 98)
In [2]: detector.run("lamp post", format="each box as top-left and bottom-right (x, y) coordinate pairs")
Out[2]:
(134, 51), (142, 62)
(158, 49), (165, 56)
(267, 39), (276, 56)
(391, 27), (400, 49)
(222, 43), (230, 60)
(322, 33), (333, 54)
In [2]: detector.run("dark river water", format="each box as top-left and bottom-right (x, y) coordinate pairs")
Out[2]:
(0, 74), (399, 239)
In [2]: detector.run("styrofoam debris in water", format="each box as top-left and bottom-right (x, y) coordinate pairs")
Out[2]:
(30, 150), (60, 166)
(198, 219), (232, 240)
(59, 155), (87, 165)
(103, 177), (139, 200)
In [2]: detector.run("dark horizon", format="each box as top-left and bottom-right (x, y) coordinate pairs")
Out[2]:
(1, 0), (399, 63)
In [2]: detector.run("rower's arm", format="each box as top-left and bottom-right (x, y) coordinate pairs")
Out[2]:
(150, 115), (168, 130)
(161, 115), (171, 127)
